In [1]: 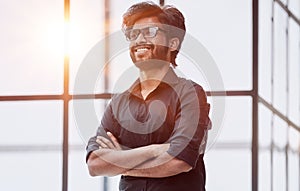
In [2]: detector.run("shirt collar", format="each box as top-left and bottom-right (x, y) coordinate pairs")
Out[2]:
(128, 67), (180, 97)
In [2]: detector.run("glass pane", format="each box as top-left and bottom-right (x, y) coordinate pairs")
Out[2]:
(205, 149), (251, 191)
(175, 54), (217, 92)
(70, 99), (107, 145)
(211, 97), (252, 144)
(288, 18), (300, 126)
(0, 101), (63, 145)
(273, 151), (286, 191)
(69, 0), (105, 94)
(289, 0), (300, 19)
(288, 151), (300, 191)
(273, 3), (288, 114)
(259, 0), (272, 102)
(259, 150), (271, 191)
(280, 0), (288, 5)
(273, 115), (288, 149)
(0, 152), (61, 191)
(69, 150), (102, 191)
(166, 0), (252, 90)
(288, 127), (300, 151)
(0, 0), (64, 95)
(108, 176), (121, 191)
(259, 103), (272, 147)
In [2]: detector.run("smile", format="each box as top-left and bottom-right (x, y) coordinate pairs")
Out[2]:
(133, 44), (154, 52)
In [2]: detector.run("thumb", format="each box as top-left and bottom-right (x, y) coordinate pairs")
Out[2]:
(107, 132), (122, 150)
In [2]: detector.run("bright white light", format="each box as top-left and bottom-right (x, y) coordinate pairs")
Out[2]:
(45, 21), (65, 58)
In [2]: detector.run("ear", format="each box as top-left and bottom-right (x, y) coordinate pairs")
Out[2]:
(168, 37), (180, 51)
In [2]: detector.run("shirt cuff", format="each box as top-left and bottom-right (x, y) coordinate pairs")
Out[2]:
(167, 143), (199, 168)
(85, 136), (99, 163)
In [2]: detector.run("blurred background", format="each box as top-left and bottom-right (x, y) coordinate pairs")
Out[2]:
(0, 0), (299, 190)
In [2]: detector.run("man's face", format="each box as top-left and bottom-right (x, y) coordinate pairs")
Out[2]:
(126, 17), (170, 69)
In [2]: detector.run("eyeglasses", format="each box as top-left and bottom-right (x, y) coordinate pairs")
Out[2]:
(124, 26), (165, 41)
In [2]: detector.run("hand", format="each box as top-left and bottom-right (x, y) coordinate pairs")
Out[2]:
(96, 132), (122, 150)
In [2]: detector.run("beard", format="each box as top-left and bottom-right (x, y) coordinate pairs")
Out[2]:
(130, 44), (170, 70)
(133, 59), (170, 71)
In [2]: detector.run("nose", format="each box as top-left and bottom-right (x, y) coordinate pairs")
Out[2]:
(134, 32), (147, 44)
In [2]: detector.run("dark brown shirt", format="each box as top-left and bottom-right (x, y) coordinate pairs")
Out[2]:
(86, 68), (211, 191)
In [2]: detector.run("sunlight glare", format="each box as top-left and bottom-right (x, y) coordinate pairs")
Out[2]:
(44, 20), (82, 60)
(45, 22), (64, 58)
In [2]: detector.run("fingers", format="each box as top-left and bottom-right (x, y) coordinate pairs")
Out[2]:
(96, 136), (115, 149)
(96, 132), (122, 150)
(107, 132), (122, 150)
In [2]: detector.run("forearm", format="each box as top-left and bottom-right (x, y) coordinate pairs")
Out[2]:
(87, 144), (168, 176)
(87, 151), (127, 176)
(124, 152), (192, 178)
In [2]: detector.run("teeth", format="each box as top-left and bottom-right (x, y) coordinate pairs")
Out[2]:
(136, 47), (149, 52)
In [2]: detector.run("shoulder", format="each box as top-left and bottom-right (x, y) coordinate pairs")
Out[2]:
(110, 90), (131, 104)
(176, 78), (208, 102)
(107, 90), (134, 116)
(177, 77), (206, 93)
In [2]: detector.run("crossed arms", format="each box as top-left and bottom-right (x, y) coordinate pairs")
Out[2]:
(87, 81), (210, 178)
(87, 132), (192, 178)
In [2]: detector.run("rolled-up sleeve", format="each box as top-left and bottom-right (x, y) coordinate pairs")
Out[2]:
(167, 82), (211, 168)
(85, 103), (117, 162)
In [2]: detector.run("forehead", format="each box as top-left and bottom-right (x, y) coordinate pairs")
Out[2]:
(132, 17), (162, 29)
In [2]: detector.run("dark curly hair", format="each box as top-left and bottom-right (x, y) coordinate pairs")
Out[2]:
(122, 1), (186, 67)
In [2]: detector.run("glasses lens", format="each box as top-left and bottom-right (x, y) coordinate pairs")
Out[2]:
(125, 27), (159, 41)
(142, 27), (158, 38)
(125, 28), (140, 41)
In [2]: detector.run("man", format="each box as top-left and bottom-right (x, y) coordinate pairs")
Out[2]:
(86, 2), (211, 191)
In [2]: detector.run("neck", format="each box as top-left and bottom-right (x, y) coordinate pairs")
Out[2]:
(139, 64), (170, 90)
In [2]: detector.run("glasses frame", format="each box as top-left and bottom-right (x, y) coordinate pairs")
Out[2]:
(124, 26), (166, 41)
